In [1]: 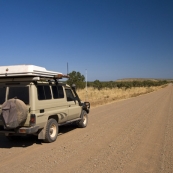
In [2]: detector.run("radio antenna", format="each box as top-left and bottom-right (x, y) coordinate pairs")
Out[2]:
(85, 69), (88, 101)
(67, 62), (69, 75)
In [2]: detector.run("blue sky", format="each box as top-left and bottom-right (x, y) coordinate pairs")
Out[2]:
(0, 0), (173, 81)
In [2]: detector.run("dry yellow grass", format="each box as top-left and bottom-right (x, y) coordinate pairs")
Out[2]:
(77, 86), (165, 107)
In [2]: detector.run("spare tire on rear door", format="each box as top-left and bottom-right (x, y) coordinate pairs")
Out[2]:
(1, 98), (28, 129)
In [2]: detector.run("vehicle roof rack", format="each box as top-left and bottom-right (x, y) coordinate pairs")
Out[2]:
(0, 65), (69, 79)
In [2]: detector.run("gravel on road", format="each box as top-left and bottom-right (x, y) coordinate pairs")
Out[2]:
(0, 84), (173, 173)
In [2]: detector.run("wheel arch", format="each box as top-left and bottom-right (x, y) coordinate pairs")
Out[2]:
(48, 115), (59, 123)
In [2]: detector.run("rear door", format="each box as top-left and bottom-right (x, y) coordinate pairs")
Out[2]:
(0, 86), (6, 126)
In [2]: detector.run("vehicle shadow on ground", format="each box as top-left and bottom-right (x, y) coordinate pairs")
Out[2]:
(58, 124), (78, 136)
(0, 135), (42, 148)
(0, 124), (77, 148)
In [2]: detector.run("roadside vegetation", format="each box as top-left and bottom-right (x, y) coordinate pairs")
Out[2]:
(77, 85), (166, 107)
(66, 71), (170, 107)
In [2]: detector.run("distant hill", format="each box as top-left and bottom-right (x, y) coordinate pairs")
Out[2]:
(116, 78), (173, 82)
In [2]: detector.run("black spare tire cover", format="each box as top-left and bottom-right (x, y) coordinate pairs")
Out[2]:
(1, 99), (28, 129)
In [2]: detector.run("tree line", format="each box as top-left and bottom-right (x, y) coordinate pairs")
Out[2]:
(88, 80), (168, 90)
(66, 71), (169, 90)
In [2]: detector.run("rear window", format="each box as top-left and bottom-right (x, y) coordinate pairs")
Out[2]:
(37, 85), (52, 100)
(8, 86), (29, 104)
(0, 87), (6, 104)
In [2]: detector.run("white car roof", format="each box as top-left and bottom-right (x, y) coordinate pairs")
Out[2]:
(0, 65), (62, 78)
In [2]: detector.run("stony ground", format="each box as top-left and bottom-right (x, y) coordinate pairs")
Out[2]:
(0, 84), (173, 173)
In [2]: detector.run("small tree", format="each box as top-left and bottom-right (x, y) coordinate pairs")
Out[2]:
(93, 80), (102, 90)
(66, 71), (85, 89)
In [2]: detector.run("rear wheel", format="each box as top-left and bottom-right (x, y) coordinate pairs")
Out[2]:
(44, 119), (58, 143)
(77, 110), (88, 128)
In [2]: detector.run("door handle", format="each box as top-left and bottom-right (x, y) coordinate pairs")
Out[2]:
(40, 109), (44, 113)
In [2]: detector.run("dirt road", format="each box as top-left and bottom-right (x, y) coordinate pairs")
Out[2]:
(0, 84), (173, 173)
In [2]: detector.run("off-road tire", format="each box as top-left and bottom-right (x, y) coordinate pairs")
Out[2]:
(77, 110), (88, 128)
(44, 119), (58, 143)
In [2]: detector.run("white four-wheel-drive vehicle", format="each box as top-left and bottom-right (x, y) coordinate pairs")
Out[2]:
(0, 65), (90, 143)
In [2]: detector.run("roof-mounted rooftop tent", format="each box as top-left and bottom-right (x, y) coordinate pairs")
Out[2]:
(0, 65), (69, 79)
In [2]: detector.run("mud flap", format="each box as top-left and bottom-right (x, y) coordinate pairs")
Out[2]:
(38, 122), (47, 140)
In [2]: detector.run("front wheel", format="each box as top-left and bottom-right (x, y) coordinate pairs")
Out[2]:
(44, 119), (58, 143)
(77, 110), (88, 128)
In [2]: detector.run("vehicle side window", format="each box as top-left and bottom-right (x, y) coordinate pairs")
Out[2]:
(0, 87), (6, 104)
(52, 85), (64, 99)
(37, 85), (52, 100)
(65, 89), (75, 102)
(8, 86), (29, 104)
